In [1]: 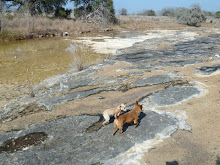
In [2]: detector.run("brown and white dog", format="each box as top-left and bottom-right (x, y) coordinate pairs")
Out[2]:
(102, 104), (127, 125)
(112, 100), (142, 135)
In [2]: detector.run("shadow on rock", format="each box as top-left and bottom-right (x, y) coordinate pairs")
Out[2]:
(166, 161), (179, 165)
(84, 114), (104, 134)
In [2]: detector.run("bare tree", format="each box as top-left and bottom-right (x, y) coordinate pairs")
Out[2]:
(85, 2), (111, 26)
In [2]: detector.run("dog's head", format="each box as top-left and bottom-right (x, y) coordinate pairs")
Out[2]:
(135, 100), (142, 113)
(119, 103), (127, 112)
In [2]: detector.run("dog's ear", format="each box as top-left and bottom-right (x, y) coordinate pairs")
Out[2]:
(140, 105), (143, 110)
(135, 100), (138, 105)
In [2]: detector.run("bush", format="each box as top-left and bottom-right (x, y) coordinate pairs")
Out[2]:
(160, 8), (175, 17)
(0, 30), (25, 40)
(203, 11), (214, 16)
(119, 8), (127, 15)
(139, 10), (156, 16)
(216, 11), (220, 18)
(176, 4), (206, 27)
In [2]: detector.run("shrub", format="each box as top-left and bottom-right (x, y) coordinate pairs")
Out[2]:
(119, 8), (127, 15)
(139, 10), (156, 16)
(176, 4), (206, 27)
(66, 44), (86, 71)
(6, 13), (14, 20)
(216, 11), (220, 18)
(0, 30), (25, 40)
(203, 11), (214, 16)
(160, 8), (175, 17)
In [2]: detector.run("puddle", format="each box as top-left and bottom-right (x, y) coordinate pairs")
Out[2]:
(197, 65), (220, 75)
(0, 132), (48, 153)
(0, 37), (106, 110)
(0, 38), (73, 85)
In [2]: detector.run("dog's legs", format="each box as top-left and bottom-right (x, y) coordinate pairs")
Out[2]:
(112, 122), (117, 135)
(134, 118), (139, 127)
(103, 114), (110, 125)
(119, 127), (123, 135)
(118, 124), (123, 135)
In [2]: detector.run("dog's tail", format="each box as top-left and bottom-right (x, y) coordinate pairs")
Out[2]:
(114, 107), (121, 119)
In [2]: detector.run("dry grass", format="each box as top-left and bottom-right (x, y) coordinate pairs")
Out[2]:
(67, 44), (107, 71)
(0, 13), (101, 40)
(115, 15), (220, 32)
(1, 13), (219, 41)
(115, 15), (199, 31)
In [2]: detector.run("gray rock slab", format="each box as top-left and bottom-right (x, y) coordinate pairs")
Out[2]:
(197, 65), (220, 75)
(0, 110), (178, 165)
(38, 85), (122, 110)
(115, 33), (219, 68)
(152, 58), (206, 67)
(131, 75), (174, 87)
(33, 68), (102, 95)
(0, 85), (122, 120)
(118, 65), (152, 71)
(149, 86), (200, 106)
(129, 71), (146, 76)
(60, 76), (127, 93)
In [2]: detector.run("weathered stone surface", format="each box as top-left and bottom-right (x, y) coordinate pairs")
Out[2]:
(149, 86), (200, 106)
(129, 71), (146, 76)
(38, 85), (122, 110)
(131, 75), (174, 87)
(60, 76), (127, 93)
(33, 68), (102, 94)
(115, 32), (220, 68)
(197, 65), (220, 75)
(0, 110), (178, 165)
(0, 68), (127, 118)
(1, 31), (219, 165)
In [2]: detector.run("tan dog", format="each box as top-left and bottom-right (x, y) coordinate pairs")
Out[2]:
(102, 104), (127, 125)
(112, 100), (143, 135)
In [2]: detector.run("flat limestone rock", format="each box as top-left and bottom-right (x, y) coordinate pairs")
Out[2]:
(131, 75), (174, 87)
(0, 111), (179, 165)
(149, 86), (200, 106)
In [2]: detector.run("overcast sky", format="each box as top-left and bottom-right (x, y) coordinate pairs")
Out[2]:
(66, 0), (220, 13)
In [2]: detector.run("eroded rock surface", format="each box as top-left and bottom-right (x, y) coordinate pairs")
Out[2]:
(0, 110), (184, 165)
(0, 29), (220, 164)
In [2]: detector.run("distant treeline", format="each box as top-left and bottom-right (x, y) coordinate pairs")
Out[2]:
(119, 4), (220, 27)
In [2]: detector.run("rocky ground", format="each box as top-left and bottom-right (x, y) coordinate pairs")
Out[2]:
(0, 28), (220, 165)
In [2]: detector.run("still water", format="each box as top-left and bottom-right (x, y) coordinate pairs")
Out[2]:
(0, 36), (106, 109)
(0, 37), (73, 85)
